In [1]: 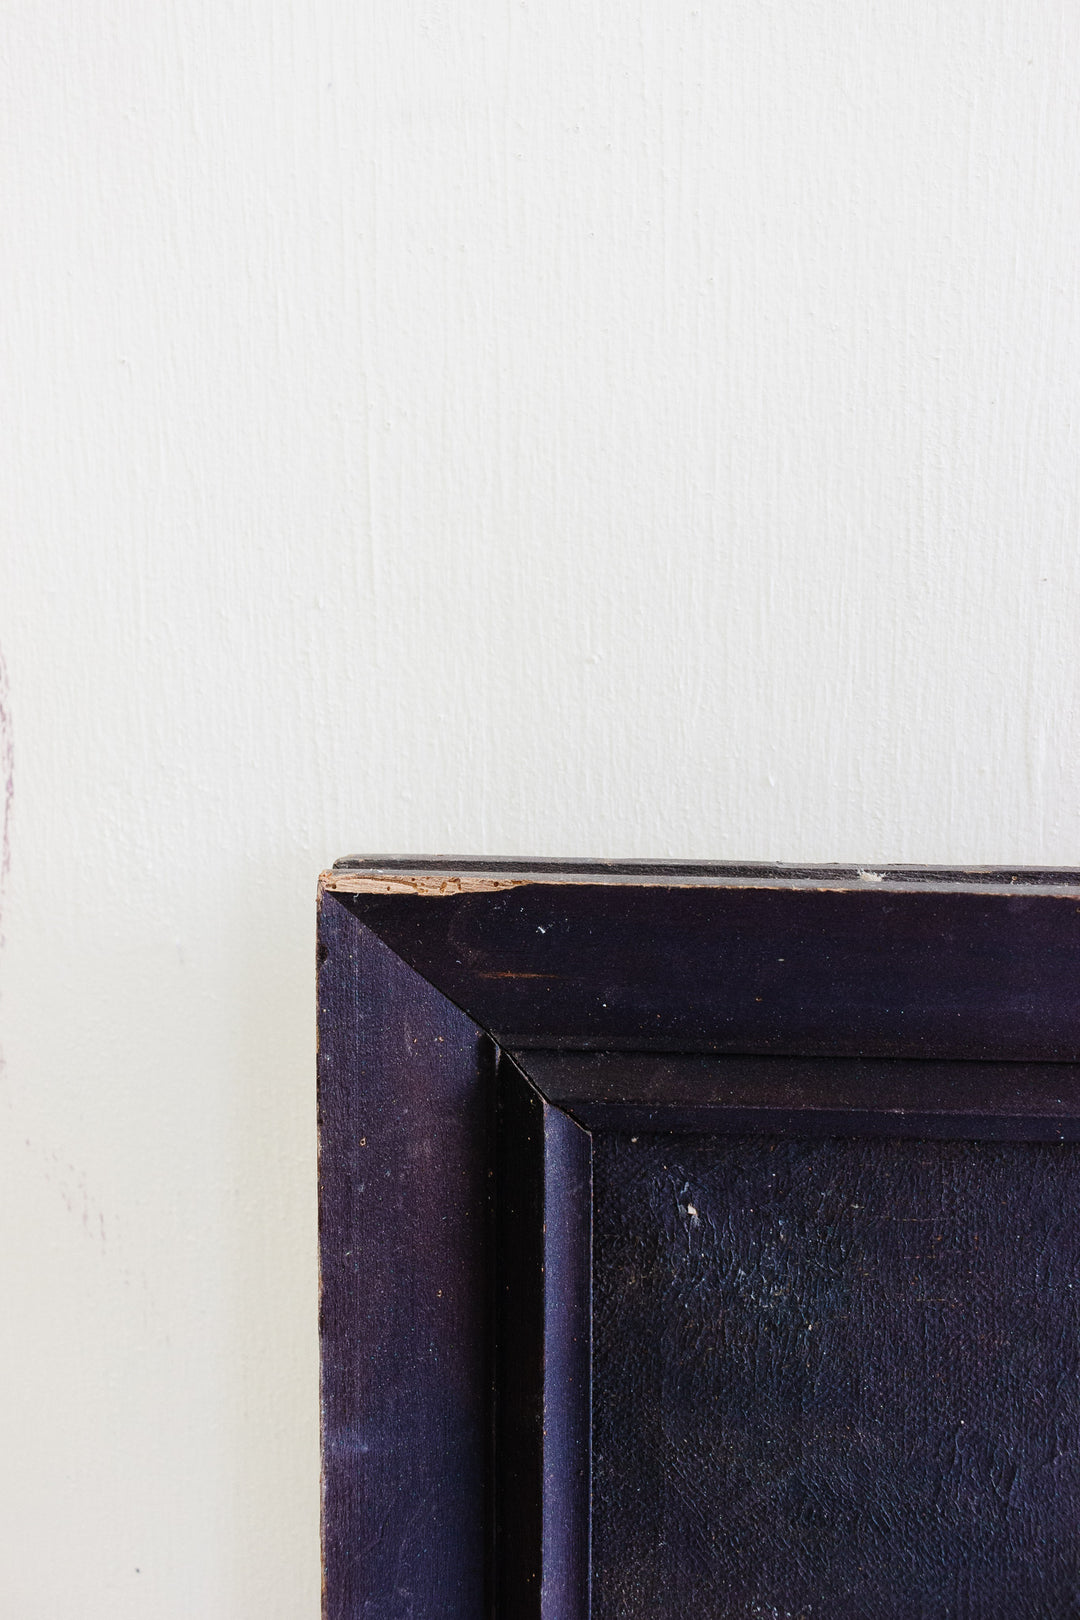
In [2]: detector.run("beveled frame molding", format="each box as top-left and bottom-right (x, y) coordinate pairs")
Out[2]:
(317, 858), (1080, 1619)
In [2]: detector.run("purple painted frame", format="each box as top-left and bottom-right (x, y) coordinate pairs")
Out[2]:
(317, 858), (1080, 1620)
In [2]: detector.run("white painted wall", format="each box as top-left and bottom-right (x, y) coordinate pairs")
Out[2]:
(1, 1), (1078, 1612)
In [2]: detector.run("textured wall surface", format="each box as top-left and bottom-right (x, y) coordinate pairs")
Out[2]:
(1, 2), (1079, 1613)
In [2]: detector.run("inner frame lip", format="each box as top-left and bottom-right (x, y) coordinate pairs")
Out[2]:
(514, 1050), (1080, 1143)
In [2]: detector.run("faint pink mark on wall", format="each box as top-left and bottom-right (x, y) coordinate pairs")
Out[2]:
(0, 646), (11, 945)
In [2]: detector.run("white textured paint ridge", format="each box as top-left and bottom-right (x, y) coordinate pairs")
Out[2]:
(2, 2), (1080, 1613)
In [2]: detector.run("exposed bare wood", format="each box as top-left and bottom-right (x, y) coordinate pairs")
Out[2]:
(321, 870), (525, 896)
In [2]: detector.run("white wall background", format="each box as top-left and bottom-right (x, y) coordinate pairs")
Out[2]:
(1, 1), (1079, 1612)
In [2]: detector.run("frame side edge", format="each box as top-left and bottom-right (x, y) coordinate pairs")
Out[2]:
(317, 892), (496, 1620)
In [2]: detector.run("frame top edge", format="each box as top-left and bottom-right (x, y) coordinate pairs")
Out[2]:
(323, 856), (1080, 898)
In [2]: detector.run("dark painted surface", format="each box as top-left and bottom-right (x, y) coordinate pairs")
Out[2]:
(521, 1050), (1080, 1139)
(592, 1131), (1080, 1619)
(336, 879), (1080, 1059)
(495, 1059), (592, 1620)
(494, 1062), (545, 1618)
(317, 895), (494, 1619)
(319, 866), (1080, 1617)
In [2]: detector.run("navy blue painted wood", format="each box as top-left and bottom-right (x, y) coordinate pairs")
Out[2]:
(317, 897), (495, 1619)
(319, 863), (1080, 1619)
(520, 1050), (1080, 1140)
(494, 1058), (592, 1620)
(333, 868), (1080, 1059)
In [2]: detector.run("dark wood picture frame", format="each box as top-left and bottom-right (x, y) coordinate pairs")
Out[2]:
(318, 859), (1080, 1619)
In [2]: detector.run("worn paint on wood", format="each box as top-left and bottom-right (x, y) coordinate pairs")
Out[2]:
(317, 896), (495, 1619)
(332, 864), (1080, 1059)
(319, 865), (1080, 1618)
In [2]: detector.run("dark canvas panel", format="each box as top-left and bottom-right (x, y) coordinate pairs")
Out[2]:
(593, 1132), (1080, 1619)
